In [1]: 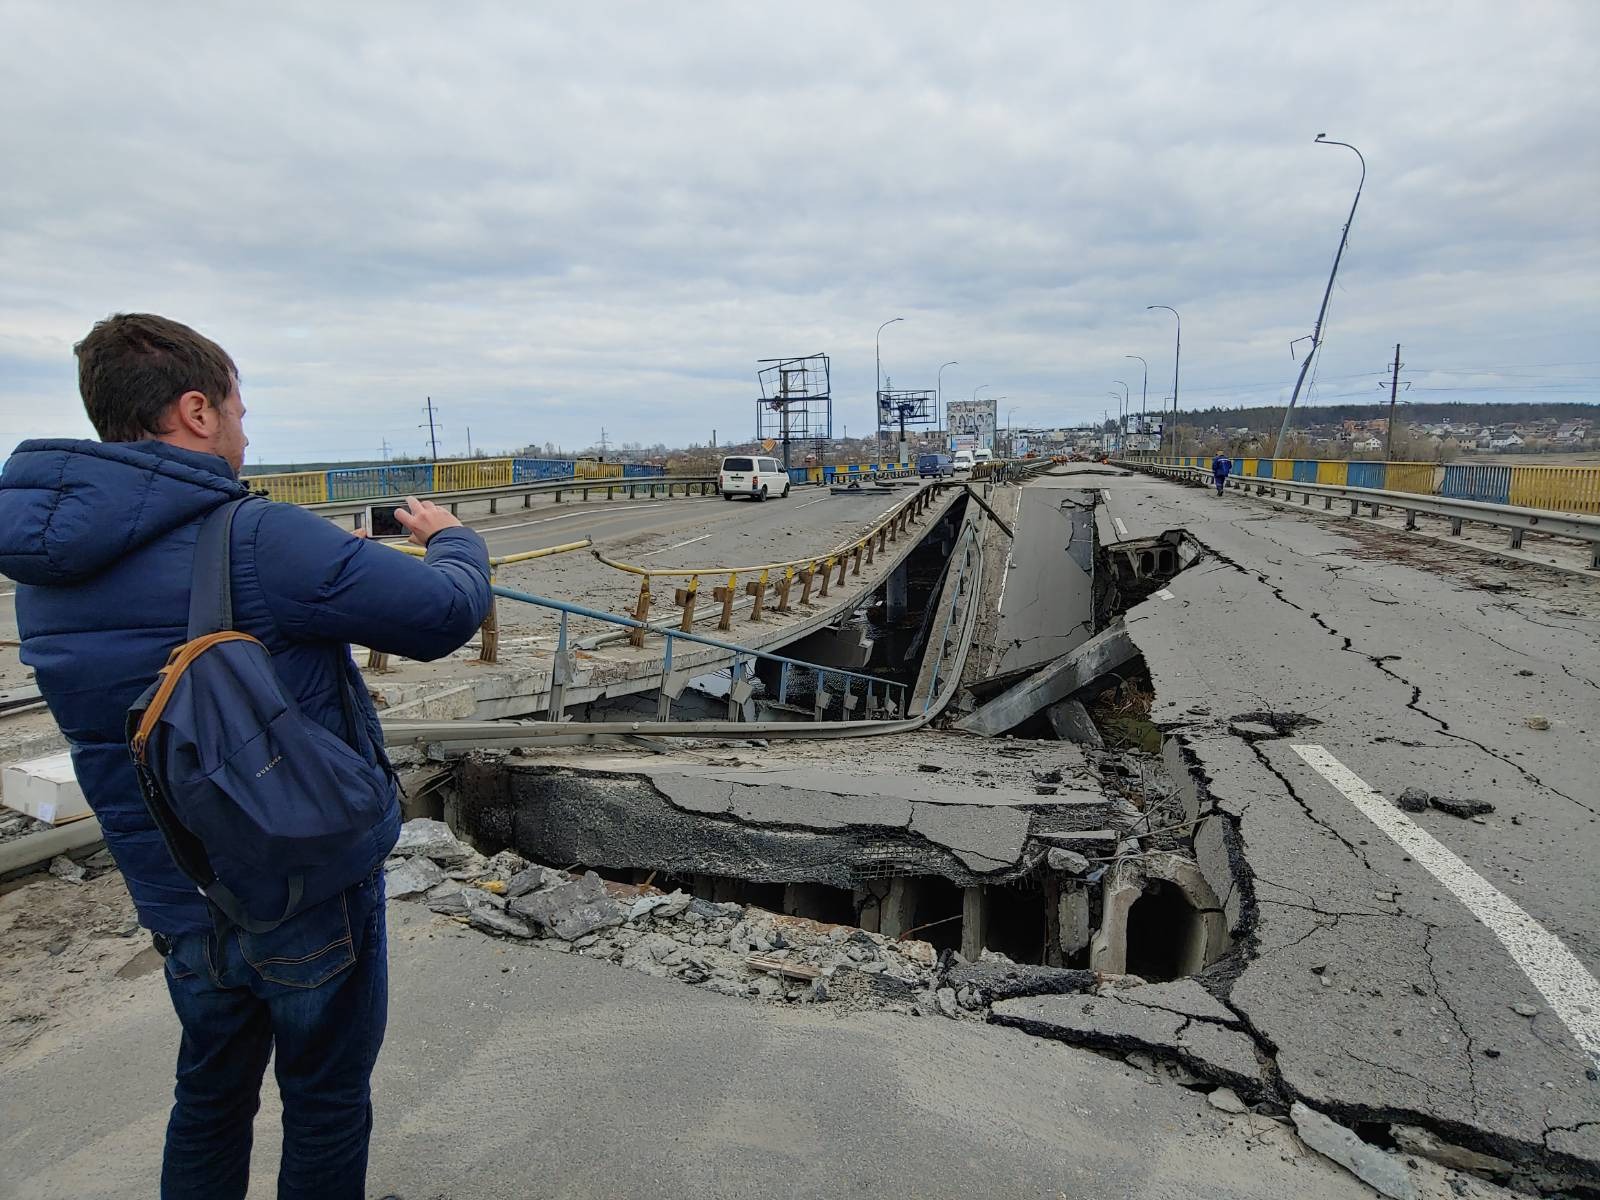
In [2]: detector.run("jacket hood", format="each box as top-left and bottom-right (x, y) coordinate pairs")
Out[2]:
(0, 439), (247, 585)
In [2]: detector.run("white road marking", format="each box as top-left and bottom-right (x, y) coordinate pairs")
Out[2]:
(1100, 489), (1112, 504)
(475, 502), (673, 534)
(1291, 744), (1600, 1066)
(996, 556), (1013, 615)
(640, 533), (711, 557)
(1112, 516), (1129, 539)
(794, 496), (830, 510)
(1155, 588), (1175, 600)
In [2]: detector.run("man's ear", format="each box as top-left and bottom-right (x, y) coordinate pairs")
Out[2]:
(171, 390), (216, 438)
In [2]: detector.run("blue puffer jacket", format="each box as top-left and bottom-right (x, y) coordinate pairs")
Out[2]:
(0, 439), (492, 934)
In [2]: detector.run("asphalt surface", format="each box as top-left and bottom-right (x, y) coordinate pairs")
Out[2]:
(1084, 470), (1600, 1172)
(2, 900), (1390, 1200)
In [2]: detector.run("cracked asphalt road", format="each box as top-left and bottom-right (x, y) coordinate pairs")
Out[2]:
(1088, 472), (1600, 1174)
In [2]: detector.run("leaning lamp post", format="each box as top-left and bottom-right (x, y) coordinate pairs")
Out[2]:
(1274, 134), (1366, 457)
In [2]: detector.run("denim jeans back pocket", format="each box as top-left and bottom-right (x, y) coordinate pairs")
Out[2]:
(234, 888), (355, 988)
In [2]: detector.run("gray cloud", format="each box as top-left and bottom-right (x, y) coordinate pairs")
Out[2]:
(2, 1), (1596, 464)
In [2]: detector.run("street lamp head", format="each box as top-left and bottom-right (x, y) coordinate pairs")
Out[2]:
(1316, 132), (1327, 140)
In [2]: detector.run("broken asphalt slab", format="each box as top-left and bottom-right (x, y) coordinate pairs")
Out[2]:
(451, 748), (1112, 889)
(990, 987), (1265, 1096)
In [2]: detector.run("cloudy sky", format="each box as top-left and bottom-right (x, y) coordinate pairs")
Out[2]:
(3, 1), (1596, 465)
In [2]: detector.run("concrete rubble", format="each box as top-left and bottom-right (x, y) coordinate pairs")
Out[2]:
(1291, 1101), (1417, 1200)
(387, 818), (947, 1012)
(956, 626), (1137, 737)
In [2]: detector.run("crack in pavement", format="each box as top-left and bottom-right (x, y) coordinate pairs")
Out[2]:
(1366, 656), (1598, 817)
(1421, 923), (1483, 1122)
(1190, 529), (1598, 819)
(1244, 739), (1375, 871)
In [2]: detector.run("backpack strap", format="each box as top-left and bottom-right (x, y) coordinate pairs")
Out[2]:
(187, 498), (251, 637)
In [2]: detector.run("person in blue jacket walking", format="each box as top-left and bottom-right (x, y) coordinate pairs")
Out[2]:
(1211, 452), (1233, 496)
(0, 314), (493, 1200)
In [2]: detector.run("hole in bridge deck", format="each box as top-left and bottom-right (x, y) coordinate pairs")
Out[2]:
(1123, 879), (1203, 983)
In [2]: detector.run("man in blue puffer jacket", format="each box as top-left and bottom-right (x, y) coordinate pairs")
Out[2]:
(0, 313), (492, 1200)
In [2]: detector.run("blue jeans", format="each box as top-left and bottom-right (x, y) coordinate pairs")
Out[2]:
(158, 869), (388, 1200)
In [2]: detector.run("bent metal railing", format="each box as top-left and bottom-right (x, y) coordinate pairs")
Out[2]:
(588, 484), (948, 643)
(491, 584), (908, 723)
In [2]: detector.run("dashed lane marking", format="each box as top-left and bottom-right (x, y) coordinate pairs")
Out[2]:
(794, 496), (830, 510)
(1155, 588), (1175, 600)
(1291, 743), (1600, 1066)
(473, 502), (672, 535)
(640, 533), (712, 557)
(1112, 516), (1129, 539)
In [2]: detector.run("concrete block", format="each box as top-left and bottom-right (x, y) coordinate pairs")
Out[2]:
(1046, 699), (1103, 746)
(961, 887), (988, 961)
(1058, 888), (1091, 955)
(2, 752), (90, 826)
(956, 626), (1137, 738)
(880, 878), (919, 939)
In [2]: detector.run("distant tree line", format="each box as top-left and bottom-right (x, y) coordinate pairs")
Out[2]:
(1180, 400), (1596, 434)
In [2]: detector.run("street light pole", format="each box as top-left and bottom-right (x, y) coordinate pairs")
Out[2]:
(875, 317), (904, 454)
(1125, 355), (1147, 440)
(937, 360), (958, 449)
(1274, 134), (1366, 457)
(1147, 306), (1180, 456)
(1112, 381), (1130, 437)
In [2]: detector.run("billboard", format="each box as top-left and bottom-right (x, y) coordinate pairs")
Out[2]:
(946, 399), (996, 450)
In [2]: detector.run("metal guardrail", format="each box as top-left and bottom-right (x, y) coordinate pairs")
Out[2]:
(1129, 453), (1600, 515)
(491, 584), (908, 723)
(244, 457), (645, 505)
(301, 474), (719, 528)
(1125, 461), (1600, 570)
(589, 484), (950, 640)
(369, 537), (595, 669)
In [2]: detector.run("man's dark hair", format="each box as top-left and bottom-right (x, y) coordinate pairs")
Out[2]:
(74, 314), (238, 443)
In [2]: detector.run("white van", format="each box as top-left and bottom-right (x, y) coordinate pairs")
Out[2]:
(972, 447), (994, 464)
(951, 450), (975, 472)
(719, 455), (790, 501)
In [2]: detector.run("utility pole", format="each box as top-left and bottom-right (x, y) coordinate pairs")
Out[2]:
(1386, 343), (1402, 459)
(466, 426), (473, 457)
(599, 427), (610, 459)
(1274, 134), (1367, 456)
(379, 437), (391, 462)
(420, 397), (441, 463)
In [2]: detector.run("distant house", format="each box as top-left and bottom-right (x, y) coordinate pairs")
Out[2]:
(1353, 436), (1383, 452)
(1490, 433), (1524, 450)
(1555, 422), (1586, 443)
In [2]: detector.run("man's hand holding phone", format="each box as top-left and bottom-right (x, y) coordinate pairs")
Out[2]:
(392, 496), (464, 547)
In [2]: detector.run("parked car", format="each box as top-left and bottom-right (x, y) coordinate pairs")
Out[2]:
(917, 452), (952, 478)
(719, 455), (789, 501)
(951, 450), (976, 472)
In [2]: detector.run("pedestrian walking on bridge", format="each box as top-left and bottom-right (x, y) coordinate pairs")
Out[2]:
(1211, 452), (1233, 496)
(0, 314), (494, 1200)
